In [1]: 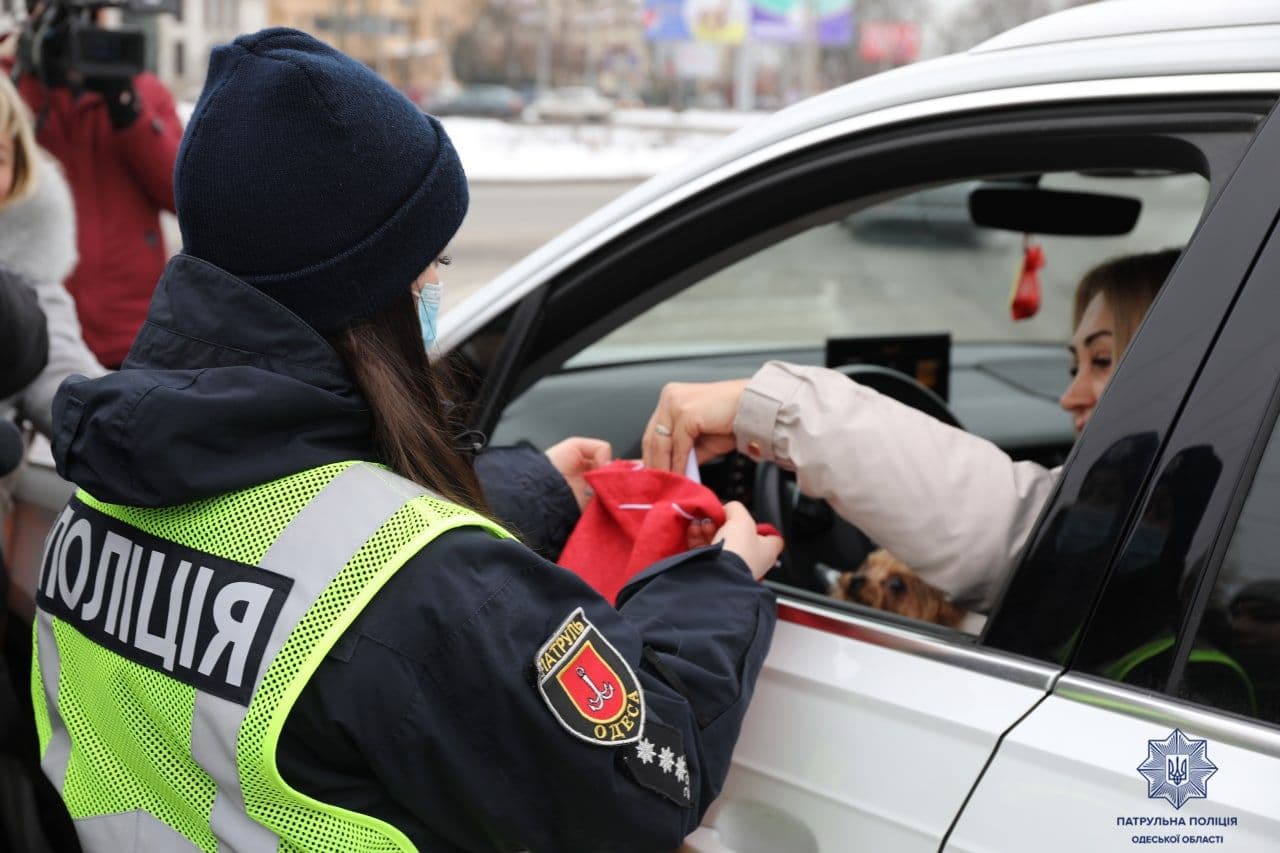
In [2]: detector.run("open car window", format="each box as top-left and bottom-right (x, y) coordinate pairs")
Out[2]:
(473, 99), (1269, 652)
(492, 168), (1209, 640)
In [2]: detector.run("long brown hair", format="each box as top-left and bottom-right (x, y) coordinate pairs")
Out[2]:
(329, 291), (489, 515)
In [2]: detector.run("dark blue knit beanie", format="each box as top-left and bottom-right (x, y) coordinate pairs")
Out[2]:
(174, 28), (467, 334)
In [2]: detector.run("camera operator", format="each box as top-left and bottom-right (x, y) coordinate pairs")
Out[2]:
(6, 0), (181, 369)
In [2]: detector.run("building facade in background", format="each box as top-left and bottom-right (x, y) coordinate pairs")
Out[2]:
(151, 0), (269, 100)
(267, 0), (480, 101)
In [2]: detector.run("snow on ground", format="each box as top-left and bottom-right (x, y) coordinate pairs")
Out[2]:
(439, 117), (734, 182)
(177, 101), (767, 183)
(440, 109), (767, 182)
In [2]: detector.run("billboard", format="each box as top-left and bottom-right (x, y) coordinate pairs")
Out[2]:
(859, 20), (921, 63)
(645, 0), (752, 44)
(816, 0), (854, 46)
(644, 0), (693, 41)
(689, 0), (749, 44)
(750, 0), (804, 43)
(750, 0), (854, 45)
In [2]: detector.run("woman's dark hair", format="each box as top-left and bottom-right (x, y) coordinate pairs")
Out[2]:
(328, 291), (488, 515)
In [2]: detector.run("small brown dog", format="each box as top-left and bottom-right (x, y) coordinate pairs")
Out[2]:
(829, 549), (969, 629)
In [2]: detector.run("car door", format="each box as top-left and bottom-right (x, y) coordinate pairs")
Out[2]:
(947, 102), (1280, 852)
(453, 92), (1271, 852)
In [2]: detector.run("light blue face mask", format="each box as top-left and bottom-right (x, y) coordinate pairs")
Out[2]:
(417, 281), (443, 351)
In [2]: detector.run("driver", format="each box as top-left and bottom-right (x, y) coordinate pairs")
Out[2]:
(642, 249), (1178, 612)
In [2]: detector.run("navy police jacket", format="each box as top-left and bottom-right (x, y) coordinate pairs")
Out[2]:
(51, 256), (777, 853)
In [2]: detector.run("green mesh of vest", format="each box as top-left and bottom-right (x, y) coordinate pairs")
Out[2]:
(239, 494), (507, 853)
(55, 622), (218, 849)
(44, 463), (353, 851)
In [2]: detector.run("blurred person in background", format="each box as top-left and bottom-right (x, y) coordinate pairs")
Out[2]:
(0, 72), (104, 452)
(0, 264), (58, 853)
(0, 268), (47, 404)
(0, 71), (92, 853)
(5, 0), (182, 368)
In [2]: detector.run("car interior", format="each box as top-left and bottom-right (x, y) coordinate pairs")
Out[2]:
(446, 100), (1273, 641)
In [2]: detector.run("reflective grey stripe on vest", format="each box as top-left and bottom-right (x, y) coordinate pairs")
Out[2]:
(40, 463), (427, 853)
(36, 609), (71, 794)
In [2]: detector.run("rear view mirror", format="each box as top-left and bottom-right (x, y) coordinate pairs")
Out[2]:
(969, 186), (1141, 236)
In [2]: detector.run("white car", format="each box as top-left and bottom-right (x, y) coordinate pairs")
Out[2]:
(9, 1), (1280, 850)
(523, 86), (615, 123)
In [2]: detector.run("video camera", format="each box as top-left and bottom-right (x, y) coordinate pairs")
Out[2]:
(14, 0), (177, 85)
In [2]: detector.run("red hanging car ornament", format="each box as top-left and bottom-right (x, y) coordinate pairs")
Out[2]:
(1010, 237), (1045, 321)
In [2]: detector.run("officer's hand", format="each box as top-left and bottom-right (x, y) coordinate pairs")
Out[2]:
(642, 379), (748, 473)
(714, 501), (784, 581)
(685, 518), (716, 550)
(545, 436), (612, 510)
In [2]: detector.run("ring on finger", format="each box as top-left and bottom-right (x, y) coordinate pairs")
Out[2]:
(654, 424), (673, 437)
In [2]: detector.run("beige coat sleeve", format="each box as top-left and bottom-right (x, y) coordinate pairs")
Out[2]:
(733, 361), (1061, 611)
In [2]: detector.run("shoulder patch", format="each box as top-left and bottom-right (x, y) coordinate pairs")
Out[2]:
(622, 720), (692, 807)
(536, 607), (644, 746)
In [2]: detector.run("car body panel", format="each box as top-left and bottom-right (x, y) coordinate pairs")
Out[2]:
(694, 605), (1052, 852)
(946, 681), (1280, 852)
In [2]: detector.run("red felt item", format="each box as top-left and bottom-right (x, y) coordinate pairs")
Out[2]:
(1010, 240), (1045, 321)
(558, 461), (779, 604)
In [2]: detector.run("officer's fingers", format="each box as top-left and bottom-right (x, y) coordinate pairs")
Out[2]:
(712, 501), (753, 543)
(686, 519), (716, 550)
(581, 438), (613, 469)
(746, 534), (785, 581)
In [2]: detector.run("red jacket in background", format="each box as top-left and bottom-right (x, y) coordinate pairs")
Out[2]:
(14, 71), (182, 367)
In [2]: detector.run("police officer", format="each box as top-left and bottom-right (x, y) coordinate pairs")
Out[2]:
(34, 28), (781, 853)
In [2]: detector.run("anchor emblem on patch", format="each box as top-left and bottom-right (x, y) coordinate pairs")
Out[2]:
(536, 607), (644, 746)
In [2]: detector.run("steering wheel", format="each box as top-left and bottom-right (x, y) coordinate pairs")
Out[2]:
(753, 364), (963, 593)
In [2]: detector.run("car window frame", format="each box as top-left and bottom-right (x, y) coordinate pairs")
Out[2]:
(465, 96), (1273, 655)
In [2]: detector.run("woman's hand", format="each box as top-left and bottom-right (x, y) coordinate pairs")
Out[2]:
(713, 501), (784, 581)
(545, 437), (612, 510)
(642, 379), (749, 472)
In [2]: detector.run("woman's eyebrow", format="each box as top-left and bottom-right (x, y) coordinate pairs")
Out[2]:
(1083, 329), (1114, 347)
